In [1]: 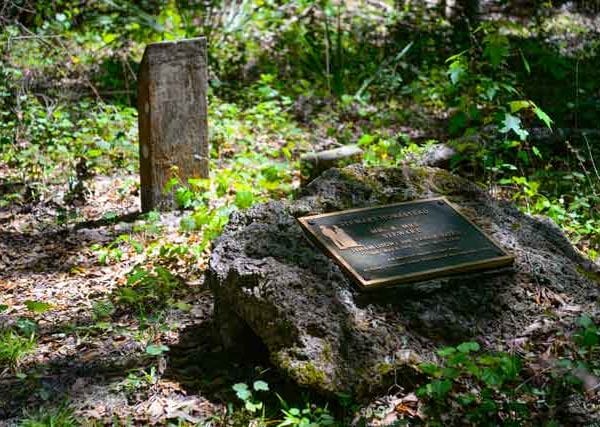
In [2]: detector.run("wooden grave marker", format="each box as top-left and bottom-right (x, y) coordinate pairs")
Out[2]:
(138, 37), (209, 211)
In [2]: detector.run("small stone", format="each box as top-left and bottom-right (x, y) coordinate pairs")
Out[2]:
(416, 143), (456, 169)
(300, 145), (363, 183)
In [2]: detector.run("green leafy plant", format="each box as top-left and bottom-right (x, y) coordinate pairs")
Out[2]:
(91, 299), (116, 321)
(277, 398), (336, 427)
(357, 132), (435, 167)
(145, 343), (169, 357)
(91, 234), (144, 265)
(574, 315), (600, 356)
(229, 380), (338, 426)
(232, 381), (270, 415)
(114, 265), (181, 316)
(417, 341), (528, 424)
(19, 403), (78, 427)
(15, 319), (37, 337)
(417, 325), (600, 425)
(0, 330), (36, 368)
(24, 300), (53, 314)
(120, 366), (159, 393)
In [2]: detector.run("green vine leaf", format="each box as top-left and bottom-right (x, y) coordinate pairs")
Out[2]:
(253, 380), (269, 391)
(457, 342), (480, 353)
(24, 300), (53, 314)
(232, 383), (251, 401)
(500, 113), (529, 141)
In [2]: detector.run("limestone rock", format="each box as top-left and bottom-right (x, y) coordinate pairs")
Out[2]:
(416, 143), (456, 169)
(207, 165), (599, 397)
(300, 145), (363, 183)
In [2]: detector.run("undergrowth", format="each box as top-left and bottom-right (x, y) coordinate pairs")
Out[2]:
(0, 330), (36, 369)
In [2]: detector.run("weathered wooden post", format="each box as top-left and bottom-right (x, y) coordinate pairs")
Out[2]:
(138, 38), (209, 212)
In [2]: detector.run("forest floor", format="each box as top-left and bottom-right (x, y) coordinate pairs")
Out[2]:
(0, 176), (232, 423)
(0, 120), (598, 426)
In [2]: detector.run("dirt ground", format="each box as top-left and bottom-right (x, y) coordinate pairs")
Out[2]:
(0, 175), (260, 424)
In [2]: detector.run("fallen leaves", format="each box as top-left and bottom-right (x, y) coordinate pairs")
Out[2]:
(358, 392), (424, 426)
(139, 394), (209, 424)
(0, 174), (221, 422)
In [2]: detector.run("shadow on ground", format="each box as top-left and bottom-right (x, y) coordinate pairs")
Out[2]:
(0, 210), (141, 278)
(0, 307), (324, 422)
(165, 320), (333, 415)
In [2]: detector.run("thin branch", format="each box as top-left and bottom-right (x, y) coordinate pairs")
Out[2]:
(583, 133), (600, 192)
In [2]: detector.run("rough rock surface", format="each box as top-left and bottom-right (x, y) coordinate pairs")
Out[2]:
(207, 165), (599, 397)
(415, 143), (456, 169)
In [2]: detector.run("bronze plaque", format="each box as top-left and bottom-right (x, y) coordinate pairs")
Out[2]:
(297, 198), (513, 290)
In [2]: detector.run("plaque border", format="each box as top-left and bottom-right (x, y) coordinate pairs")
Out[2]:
(297, 197), (514, 290)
